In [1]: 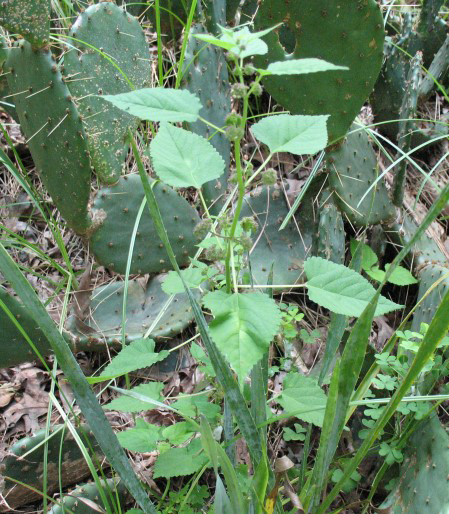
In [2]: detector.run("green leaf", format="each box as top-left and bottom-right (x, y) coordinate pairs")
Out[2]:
(251, 114), (329, 155)
(304, 257), (403, 317)
(172, 394), (221, 422)
(102, 88), (202, 122)
(349, 239), (378, 271)
(153, 438), (209, 479)
(104, 382), (164, 413)
(384, 263), (418, 286)
(192, 33), (236, 51)
(283, 424), (306, 442)
(190, 342), (216, 377)
(203, 291), (282, 383)
(117, 419), (161, 453)
(100, 339), (169, 378)
(365, 266), (386, 282)
(162, 421), (197, 445)
(150, 123), (225, 188)
(263, 58), (348, 76)
(162, 268), (205, 294)
(277, 373), (327, 427)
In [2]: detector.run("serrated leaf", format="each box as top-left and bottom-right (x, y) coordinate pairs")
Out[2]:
(172, 394), (221, 422)
(263, 58), (348, 76)
(304, 257), (403, 317)
(366, 266), (386, 282)
(102, 88), (202, 122)
(251, 114), (328, 155)
(104, 382), (164, 412)
(153, 438), (209, 479)
(100, 338), (169, 378)
(162, 268), (205, 294)
(202, 291), (282, 383)
(384, 264), (418, 286)
(162, 421), (197, 445)
(150, 123), (225, 188)
(350, 239), (378, 271)
(277, 373), (327, 427)
(117, 419), (161, 452)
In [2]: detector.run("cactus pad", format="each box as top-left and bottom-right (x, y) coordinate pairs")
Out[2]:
(68, 275), (200, 345)
(89, 174), (200, 274)
(183, 23), (230, 212)
(239, 184), (317, 287)
(254, 0), (385, 144)
(6, 41), (92, 233)
(411, 264), (449, 332)
(1, 425), (101, 509)
(0, 0), (50, 48)
(316, 196), (345, 264)
(380, 415), (449, 513)
(327, 125), (395, 226)
(64, 3), (150, 184)
(49, 478), (128, 514)
(0, 286), (51, 368)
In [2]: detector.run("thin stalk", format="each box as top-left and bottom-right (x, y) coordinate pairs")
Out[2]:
(154, 0), (163, 85)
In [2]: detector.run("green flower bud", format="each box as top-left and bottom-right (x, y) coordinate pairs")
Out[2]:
(250, 81), (263, 97)
(193, 219), (212, 239)
(205, 244), (226, 261)
(239, 234), (253, 252)
(231, 83), (249, 99)
(261, 168), (277, 186)
(225, 112), (243, 127)
(242, 63), (257, 76)
(241, 216), (259, 234)
(225, 125), (245, 142)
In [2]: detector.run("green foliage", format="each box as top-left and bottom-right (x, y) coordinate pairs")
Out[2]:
(304, 257), (403, 317)
(102, 87), (202, 122)
(153, 438), (209, 479)
(6, 41), (92, 233)
(316, 196), (345, 264)
(64, 2), (150, 184)
(0, 0), (50, 47)
(150, 122), (225, 188)
(117, 419), (161, 453)
(99, 338), (169, 378)
(203, 290), (282, 383)
(253, 0), (385, 143)
(277, 373), (327, 427)
(89, 175), (200, 274)
(350, 239), (417, 286)
(104, 382), (164, 412)
(251, 114), (329, 155)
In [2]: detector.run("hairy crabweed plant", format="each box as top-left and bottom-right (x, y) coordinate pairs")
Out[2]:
(1, 3), (449, 513)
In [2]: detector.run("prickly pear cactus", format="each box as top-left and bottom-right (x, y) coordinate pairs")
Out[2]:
(64, 3), (150, 184)
(411, 264), (449, 332)
(6, 41), (92, 234)
(0, 0), (50, 48)
(183, 23), (230, 213)
(327, 125), (395, 226)
(316, 196), (345, 264)
(49, 478), (128, 514)
(380, 415), (449, 513)
(254, 1), (385, 144)
(0, 425), (101, 509)
(239, 184), (318, 287)
(68, 274), (200, 345)
(0, 286), (51, 368)
(89, 174), (200, 275)
(391, 215), (447, 269)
